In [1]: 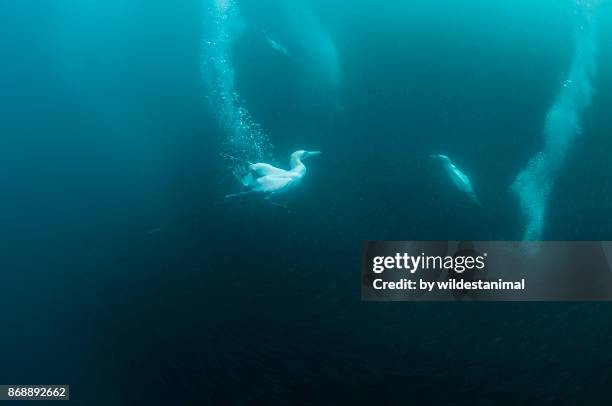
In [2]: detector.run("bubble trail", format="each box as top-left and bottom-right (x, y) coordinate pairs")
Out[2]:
(202, 0), (272, 162)
(512, 1), (597, 240)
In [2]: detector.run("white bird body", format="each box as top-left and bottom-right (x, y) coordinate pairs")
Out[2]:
(227, 150), (320, 200)
(246, 162), (304, 194)
(430, 154), (480, 204)
(262, 30), (293, 60)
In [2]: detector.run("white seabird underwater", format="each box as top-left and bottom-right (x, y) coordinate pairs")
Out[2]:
(262, 30), (294, 61)
(226, 150), (321, 205)
(429, 154), (480, 205)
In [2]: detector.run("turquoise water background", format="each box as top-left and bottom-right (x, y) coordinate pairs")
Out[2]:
(1, 0), (612, 403)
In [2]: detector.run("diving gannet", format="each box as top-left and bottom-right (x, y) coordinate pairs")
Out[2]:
(262, 30), (293, 61)
(429, 154), (480, 205)
(226, 150), (321, 204)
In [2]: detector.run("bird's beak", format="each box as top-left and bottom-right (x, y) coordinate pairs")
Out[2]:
(306, 151), (321, 158)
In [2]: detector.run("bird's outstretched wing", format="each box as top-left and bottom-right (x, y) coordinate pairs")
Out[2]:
(250, 163), (287, 177)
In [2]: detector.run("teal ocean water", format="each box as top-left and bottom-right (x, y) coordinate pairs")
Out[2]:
(1, 0), (611, 403)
